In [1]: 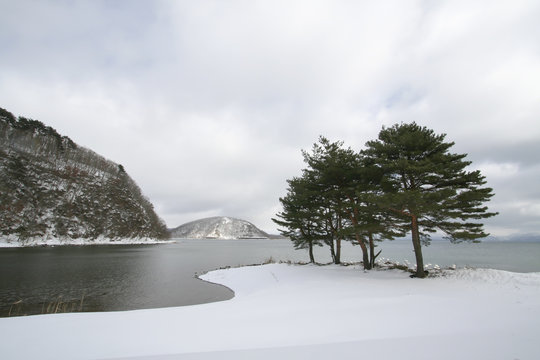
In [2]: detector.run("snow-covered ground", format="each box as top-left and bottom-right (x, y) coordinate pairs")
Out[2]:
(1, 264), (539, 360)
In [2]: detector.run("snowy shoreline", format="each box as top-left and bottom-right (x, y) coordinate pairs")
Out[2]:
(1, 263), (539, 359)
(0, 235), (174, 247)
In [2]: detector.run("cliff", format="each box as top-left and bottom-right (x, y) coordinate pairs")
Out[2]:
(0, 107), (169, 246)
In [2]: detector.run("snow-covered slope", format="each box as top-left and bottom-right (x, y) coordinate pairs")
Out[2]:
(0, 107), (169, 246)
(170, 216), (270, 239)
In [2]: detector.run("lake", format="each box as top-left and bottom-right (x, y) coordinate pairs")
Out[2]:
(1, 239), (539, 317)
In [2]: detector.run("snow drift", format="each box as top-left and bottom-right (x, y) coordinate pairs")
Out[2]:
(1, 264), (538, 360)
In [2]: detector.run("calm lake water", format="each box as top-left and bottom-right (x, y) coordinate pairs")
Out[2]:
(1, 239), (539, 317)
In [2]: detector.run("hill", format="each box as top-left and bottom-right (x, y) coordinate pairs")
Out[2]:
(0, 107), (169, 246)
(170, 216), (270, 239)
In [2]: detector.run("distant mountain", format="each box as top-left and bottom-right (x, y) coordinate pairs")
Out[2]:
(170, 216), (270, 239)
(0, 107), (169, 246)
(484, 234), (540, 243)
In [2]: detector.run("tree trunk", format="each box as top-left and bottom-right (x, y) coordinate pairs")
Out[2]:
(368, 233), (382, 268)
(373, 249), (382, 267)
(308, 240), (315, 263)
(335, 238), (341, 264)
(368, 232), (375, 268)
(355, 233), (371, 270)
(328, 240), (336, 264)
(411, 215), (426, 278)
(348, 205), (371, 270)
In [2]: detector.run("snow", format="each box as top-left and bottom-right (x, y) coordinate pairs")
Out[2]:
(1, 264), (539, 360)
(170, 216), (269, 239)
(0, 235), (173, 247)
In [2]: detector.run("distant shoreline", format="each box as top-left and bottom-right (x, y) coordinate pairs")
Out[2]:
(0, 236), (174, 248)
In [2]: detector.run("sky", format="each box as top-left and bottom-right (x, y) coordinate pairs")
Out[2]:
(1, 0), (539, 237)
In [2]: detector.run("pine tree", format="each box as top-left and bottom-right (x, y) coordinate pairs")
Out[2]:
(364, 122), (498, 278)
(274, 137), (402, 268)
(346, 155), (406, 269)
(300, 137), (354, 264)
(272, 174), (325, 263)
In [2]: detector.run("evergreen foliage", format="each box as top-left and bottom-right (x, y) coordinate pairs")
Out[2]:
(363, 122), (497, 277)
(300, 137), (354, 264)
(273, 174), (326, 263)
(275, 124), (497, 276)
(274, 137), (403, 268)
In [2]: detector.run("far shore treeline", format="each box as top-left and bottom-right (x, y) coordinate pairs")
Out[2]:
(273, 123), (497, 278)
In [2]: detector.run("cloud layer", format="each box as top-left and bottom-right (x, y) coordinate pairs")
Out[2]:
(1, 0), (539, 236)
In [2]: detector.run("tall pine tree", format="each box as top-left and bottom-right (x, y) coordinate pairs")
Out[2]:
(301, 137), (353, 264)
(364, 123), (497, 278)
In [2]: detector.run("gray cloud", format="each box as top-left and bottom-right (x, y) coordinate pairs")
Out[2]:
(1, 0), (539, 235)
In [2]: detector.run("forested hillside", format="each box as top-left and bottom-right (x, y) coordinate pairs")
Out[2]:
(0, 107), (169, 245)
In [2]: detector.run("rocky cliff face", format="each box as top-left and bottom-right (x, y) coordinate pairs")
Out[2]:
(0, 107), (169, 245)
(170, 216), (270, 239)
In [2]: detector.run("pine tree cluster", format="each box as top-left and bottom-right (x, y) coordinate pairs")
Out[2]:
(274, 123), (497, 278)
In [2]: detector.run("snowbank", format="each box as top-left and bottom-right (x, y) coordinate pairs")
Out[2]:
(1, 264), (539, 359)
(0, 235), (173, 247)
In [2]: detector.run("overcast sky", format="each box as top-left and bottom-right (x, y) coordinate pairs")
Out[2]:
(1, 0), (539, 237)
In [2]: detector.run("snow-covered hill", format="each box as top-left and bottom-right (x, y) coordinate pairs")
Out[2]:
(0, 107), (169, 246)
(170, 216), (270, 239)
